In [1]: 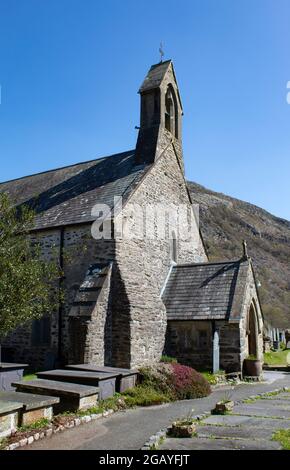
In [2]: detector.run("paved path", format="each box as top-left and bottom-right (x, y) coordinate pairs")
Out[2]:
(21, 371), (290, 450)
(160, 386), (290, 450)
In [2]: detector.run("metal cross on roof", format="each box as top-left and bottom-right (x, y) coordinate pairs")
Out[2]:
(159, 42), (164, 62)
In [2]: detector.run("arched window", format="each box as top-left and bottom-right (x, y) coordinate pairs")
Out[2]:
(165, 86), (178, 138)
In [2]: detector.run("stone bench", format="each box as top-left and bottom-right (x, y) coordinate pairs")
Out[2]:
(12, 379), (98, 413)
(0, 391), (59, 426)
(0, 363), (28, 391)
(67, 364), (138, 393)
(0, 401), (22, 438)
(37, 369), (116, 400)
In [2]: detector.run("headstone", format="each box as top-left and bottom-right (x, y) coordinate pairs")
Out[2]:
(212, 330), (220, 374)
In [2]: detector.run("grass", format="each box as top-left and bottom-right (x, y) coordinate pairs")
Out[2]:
(122, 385), (171, 407)
(264, 350), (290, 366)
(201, 370), (225, 385)
(18, 418), (50, 432)
(23, 373), (37, 381)
(272, 429), (290, 450)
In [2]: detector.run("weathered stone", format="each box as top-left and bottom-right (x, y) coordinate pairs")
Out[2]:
(12, 379), (98, 412)
(37, 369), (116, 400)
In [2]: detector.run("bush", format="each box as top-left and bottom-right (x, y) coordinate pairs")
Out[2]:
(171, 364), (211, 399)
(139, 363), (211, 401)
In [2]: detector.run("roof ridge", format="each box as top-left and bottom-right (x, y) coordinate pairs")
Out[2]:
(0, 149), (135, 186)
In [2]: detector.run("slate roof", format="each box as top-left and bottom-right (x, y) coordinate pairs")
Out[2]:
(0, 151), (150, 230)
(139, 60), (172, 92)
(163, 260), (250, 321)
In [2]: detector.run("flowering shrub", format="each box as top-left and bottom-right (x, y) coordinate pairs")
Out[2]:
(139, 363), (211, 401)
(171, 364), (211, 399)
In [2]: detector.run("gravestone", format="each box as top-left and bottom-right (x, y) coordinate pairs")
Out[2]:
(12, 379), (99, 412)
(0, 363), (28, 391)
(212, 330), (220, 374)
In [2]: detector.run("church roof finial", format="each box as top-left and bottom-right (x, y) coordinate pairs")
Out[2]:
(242, 240), (249, 260)
(159, 42), (164, 63)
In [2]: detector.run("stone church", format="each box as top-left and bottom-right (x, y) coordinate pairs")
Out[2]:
(1, 60), (264, 373)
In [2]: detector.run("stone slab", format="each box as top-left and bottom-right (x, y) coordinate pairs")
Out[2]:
(197, 424), (275, 440)
(37, 370), (116, 400)
(12, 379), (98, 398)
(244, 398), (290, 409)
(12, 379), (99, 412)
(0, 400), (23, 415)
(203, 414), (290, 429)
(160, 437), (281, 450)
(233, 404), (290, 419)
(37, 369), (117, 381)
(203, 414), (253, 426)
(0, 364), (27, 392)
(0, 363), (28, 371)
(66, 364), (138, 392)
(0, 391), (59, 410)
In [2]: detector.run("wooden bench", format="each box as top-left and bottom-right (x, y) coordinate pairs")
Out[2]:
(0, 391), (59, 425)
(66, 364), (138, 393)
(37, 369), (116, 400)
(0, 400), (22, 438)
(12, 379), (98, 413)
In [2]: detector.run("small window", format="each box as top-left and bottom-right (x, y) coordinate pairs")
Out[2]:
(31, 317), (51, 346)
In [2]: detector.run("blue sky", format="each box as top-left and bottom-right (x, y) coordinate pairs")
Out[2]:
(0, 0), (290, 219)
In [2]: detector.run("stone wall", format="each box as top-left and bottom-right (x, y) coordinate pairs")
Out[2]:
(239, 263), (264, 366)
(112, 147), (207, 368)
(69, 264), (113, 365)
(165, 321), (213, 369)
(3, 226), (115, 370)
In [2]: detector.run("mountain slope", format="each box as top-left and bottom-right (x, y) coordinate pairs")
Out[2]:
(188, 182), (290, 328)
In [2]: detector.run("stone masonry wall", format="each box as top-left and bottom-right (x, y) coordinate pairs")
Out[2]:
(3, 225), (115, 370)
(165, 321), (213, 369)
(112, 146), (207, 368)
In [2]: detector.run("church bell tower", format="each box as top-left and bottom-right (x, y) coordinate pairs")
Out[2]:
(135, 60), (184, 171)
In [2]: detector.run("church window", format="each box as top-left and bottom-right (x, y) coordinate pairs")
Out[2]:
(165, 86), (178, 138)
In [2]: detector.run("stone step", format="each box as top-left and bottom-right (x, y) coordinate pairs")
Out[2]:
(0, 400), (22, 438)
(0, 391), (59, 426)
(12, 379), (99, 413)
(37, 369), (116, 400)
(66, 364), (138, 392)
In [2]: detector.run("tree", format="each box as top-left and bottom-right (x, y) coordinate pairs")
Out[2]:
(0, 193), (60, 355)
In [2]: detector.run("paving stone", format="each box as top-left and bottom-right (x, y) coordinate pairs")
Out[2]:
(196, 424), (274, 440)
(250, 398), (290, 407)
(203, 415), (253, 426)
(233, 405), (290, 419)
(159, 437), (282, 450)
